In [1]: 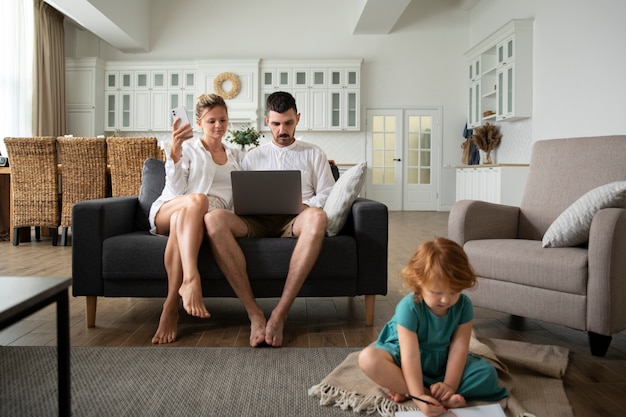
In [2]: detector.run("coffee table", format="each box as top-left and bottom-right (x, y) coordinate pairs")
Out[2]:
(0, 276), (72, 416)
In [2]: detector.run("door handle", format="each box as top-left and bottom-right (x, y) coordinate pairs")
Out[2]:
(393, 158), (401, 161)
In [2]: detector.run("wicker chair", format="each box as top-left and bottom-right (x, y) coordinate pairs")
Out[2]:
(106, 137), (158, 197)
(4, 137), (60, 246)
(57, 137), (108, 246)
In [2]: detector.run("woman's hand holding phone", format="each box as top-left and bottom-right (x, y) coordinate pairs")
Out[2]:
(170, 106), (194, 161)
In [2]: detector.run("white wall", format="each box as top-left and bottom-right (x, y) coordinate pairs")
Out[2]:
(65, 0), (626, 210)
(470, 0), (626, 143)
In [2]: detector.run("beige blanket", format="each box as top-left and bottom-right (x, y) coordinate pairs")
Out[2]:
(309, 335), (573, 417)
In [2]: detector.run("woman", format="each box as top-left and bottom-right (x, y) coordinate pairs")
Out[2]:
(151, 93), (245, 344)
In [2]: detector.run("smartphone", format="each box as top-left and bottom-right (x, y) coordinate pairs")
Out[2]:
(171, 106), (191, 127)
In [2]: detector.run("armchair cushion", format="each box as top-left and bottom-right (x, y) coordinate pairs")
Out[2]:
(324, 162), (366, 236)
(135, 158), (166, 231)
(542, 181), (626, 247)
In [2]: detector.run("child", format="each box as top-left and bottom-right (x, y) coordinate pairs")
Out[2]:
(358, 237), (507, 417)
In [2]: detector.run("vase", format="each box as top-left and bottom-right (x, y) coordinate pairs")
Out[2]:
(484, 151), (493, 164)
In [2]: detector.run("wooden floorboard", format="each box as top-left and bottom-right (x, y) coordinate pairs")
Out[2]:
(1, 211), (625, 415)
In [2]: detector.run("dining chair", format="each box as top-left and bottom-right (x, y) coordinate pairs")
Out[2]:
(106, 137), (159, 197)
(4, 137), (60, 246)
(57, 137), (108, 246)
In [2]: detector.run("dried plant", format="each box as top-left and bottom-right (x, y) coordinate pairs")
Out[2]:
(471, 122), (502, 153)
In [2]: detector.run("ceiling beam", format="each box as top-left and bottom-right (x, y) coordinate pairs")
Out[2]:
(353, 0), (412, 35)
(45, 0), (150, 53)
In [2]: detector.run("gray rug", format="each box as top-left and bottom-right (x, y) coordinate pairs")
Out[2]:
(0, 346), (360, 417)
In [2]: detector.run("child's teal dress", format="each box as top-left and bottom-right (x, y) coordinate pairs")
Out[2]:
(375, 293), (508, 402)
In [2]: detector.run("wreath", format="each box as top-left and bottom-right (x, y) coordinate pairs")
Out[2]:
(213, 72), (241, 100)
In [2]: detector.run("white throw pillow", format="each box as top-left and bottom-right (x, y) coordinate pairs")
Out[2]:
(324, 162), (367, 236)
(542, 181), (626, 248)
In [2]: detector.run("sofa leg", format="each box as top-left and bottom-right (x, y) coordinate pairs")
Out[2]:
(588, 332), (612, 357)
(86, 296), (97, 328)
(364, 295), (375, 326)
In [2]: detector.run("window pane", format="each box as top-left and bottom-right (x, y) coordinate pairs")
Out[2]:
(373, 133), (384, 148)
(421, 133), (431, 149)
(372, 167), (384, 184)
(385, 116), (396, 131)
(420, 168), (431, 184)
(407, 150), (419, 166)
(385, 133), (395, 148)
(372, 150), (383, 166)
(408, 133), (419, 148)
(372, 116), (384, 131)
(420, 150), (431, 166)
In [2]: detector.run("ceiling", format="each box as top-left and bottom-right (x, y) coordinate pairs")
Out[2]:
(46, 0), (479, 53)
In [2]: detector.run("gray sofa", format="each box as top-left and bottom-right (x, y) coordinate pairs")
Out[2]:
(72, 159), (388, 328)
(449, 135), (626, 356)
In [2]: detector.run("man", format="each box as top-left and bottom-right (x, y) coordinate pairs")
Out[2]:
(178, 91), (336, 347)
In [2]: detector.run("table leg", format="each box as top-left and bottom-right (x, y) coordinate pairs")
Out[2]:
(56, 289), (71, 416)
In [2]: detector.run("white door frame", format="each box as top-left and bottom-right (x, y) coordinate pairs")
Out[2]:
(364, 106), (442, 211)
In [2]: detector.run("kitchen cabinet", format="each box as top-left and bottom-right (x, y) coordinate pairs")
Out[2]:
(65, 58), (104, 136)
(103, 66), (197, 133)
(464, 19), (532, 128)
(329, 89), (359, 130)
(260, 60), (361, 131)
(456, 164), (529, 206)
(104, 70), (134, 131)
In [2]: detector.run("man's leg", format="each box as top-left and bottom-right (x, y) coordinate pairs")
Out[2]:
(204, 209), (268, 347)
(266, 207), (327, 346)
(152, 212), (183, 344)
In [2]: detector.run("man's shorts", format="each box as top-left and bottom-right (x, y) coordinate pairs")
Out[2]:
(240, 214), (298, 238)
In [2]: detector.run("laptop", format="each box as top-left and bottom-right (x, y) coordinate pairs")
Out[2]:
(231, 170), (302, 215)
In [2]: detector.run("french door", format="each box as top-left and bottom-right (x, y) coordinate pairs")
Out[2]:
(365, 108), (440, 211)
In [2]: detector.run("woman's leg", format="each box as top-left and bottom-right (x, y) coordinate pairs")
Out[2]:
(153, 194), (210, 318)
(152, 212), (184, 344)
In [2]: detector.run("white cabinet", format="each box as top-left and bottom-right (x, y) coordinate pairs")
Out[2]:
(104, 70), (134, 131)
(167, 70), (197, 130)
(260, 60), (361, 131)
(464, 19), (532, 128)
(104, 66), (197, 132)
(65, 58), (104, 136)
(456, 165), (529, 206)
(329, 89), (359, 130)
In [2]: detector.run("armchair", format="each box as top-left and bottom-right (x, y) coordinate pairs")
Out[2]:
(449, 135), (626, 356)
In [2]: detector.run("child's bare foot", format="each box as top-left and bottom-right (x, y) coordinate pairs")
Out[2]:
(151, 307), (179, 344)
(386, 390), (407, 402)
(178, 277), (210, 318)
(249, 315), (267, 347)
(443, 393), (466, 409)
(265, 313), (285, 347)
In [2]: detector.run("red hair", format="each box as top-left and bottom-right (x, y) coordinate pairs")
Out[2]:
(401, 237), (477, 301)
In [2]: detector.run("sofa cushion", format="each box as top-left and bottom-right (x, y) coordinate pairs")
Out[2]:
(135, 158), (166, 231)
(542, 181), (626, 248)
(324, 162), (366, 236)
(464, 239), (588, 294)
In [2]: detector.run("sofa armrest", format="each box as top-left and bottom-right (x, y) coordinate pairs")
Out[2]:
(349, 198), (388, 295)
(587, 207), (626, 335)
(72, 196), (139, 295)
(448, 200), (520, 246)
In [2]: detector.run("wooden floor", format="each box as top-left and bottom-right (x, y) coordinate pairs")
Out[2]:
(1, 211), (625, 415)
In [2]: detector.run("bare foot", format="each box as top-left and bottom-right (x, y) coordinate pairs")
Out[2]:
(386, 391), (407, 403)
(249, 314), (267, 347)
(151, 307), (179, 344)
(265, 313), (285, 347)
(443, 393), (466, 409)
(178, 277), (210, 318)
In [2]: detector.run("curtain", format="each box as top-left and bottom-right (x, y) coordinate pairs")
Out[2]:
(0, 0), (34, 156)
(32, 0), (65, 137)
